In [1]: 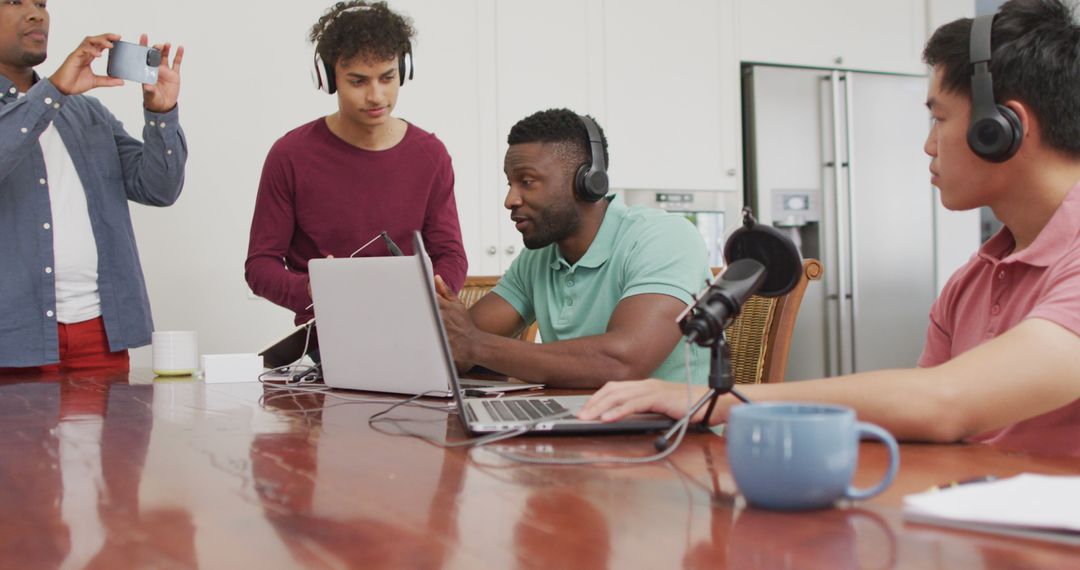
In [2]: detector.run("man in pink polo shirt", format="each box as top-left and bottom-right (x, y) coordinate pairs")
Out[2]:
(579, 0), (1080, 456)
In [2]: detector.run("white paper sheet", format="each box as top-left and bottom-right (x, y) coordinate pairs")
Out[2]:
(903, 474), (1080, 543)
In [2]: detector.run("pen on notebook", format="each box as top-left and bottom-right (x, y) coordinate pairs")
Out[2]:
(927, 475), (998, 492)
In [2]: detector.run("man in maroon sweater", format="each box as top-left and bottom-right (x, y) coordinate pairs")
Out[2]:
(245, 1), (467, 326)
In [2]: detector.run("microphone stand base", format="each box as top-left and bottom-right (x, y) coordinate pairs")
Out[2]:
(653, 338), (753, 451)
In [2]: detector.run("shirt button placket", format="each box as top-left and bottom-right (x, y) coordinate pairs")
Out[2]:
(991, 264), (1010, 319)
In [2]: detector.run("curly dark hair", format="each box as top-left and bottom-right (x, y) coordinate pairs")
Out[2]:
(923, 0), (1080, 158)
(507, 109), (610, 175)
(309, 1), (415, 67)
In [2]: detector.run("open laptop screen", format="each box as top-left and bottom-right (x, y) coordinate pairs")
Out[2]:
(308, 232), (463, 397)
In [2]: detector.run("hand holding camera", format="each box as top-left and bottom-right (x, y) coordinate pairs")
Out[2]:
(48, 33), (125, 96)
(135, 33), (185, 114)
(48, 33), (184, 113)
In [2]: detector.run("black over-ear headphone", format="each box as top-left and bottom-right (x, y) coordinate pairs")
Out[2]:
(312, 5), (414, 94)
(967, 13), (1022, 162)
(574, 115), (609, 202)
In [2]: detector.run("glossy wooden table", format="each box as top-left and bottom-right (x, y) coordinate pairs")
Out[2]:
(1, 370), (1077, 569)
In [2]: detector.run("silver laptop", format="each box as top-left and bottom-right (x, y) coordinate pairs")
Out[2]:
(388, 232), (674, 434)
(309, 239), (540, 397)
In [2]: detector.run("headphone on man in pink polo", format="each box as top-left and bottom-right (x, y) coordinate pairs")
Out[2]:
(966, 12), (1022, 163)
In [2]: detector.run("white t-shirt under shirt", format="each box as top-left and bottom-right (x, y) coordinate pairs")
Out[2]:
(30, 93), (102, 324)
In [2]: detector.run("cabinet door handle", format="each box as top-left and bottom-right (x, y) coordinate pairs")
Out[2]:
(505, 245), (516, 255)
(486, 246), (497, 255)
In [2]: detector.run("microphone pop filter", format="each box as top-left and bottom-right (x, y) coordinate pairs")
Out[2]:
(723, 208), (802, 298)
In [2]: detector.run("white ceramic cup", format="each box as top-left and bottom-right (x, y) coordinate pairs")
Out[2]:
(152, 331), (198, 376)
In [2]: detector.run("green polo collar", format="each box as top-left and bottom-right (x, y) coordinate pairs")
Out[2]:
(550, 194), (623, 271)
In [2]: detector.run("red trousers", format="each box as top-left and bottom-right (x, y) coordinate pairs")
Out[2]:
(0, 317), (129, 374)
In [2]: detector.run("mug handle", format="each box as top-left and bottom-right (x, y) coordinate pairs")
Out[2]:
(844, 422), (900, 501)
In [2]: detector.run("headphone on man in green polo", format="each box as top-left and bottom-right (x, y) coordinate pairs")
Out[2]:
(575, 115), (610, 202)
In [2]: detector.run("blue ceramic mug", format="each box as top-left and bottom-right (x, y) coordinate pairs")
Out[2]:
(726, 402), (900, 511)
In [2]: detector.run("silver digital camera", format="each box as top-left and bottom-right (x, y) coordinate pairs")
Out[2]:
(106, 40), (161, 84)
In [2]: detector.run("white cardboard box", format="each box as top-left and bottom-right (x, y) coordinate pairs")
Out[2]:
(201, 353), (262, 384)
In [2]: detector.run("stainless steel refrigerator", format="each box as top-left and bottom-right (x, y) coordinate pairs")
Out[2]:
(742, 64), (936, 380)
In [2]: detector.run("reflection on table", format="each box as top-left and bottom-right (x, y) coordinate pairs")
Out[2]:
(0, 369), (1077, 569)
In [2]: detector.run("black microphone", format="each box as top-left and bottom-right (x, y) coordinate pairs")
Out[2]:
(681, 258), (767, 346)
(656, 209), (803, 453)
(680, 209), (802, 347)
(380, 231), (404, 256)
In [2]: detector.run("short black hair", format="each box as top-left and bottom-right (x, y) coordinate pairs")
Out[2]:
(923, 0), (1080, 157)
(507, 109), (610, 174)
(309, 1), (415, 68)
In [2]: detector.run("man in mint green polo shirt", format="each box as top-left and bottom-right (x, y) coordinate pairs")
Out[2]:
(435, 109), (710, 388)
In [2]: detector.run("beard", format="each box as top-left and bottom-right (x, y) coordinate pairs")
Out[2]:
(521, 199), (580, 250)
(21, 49), (46, 67)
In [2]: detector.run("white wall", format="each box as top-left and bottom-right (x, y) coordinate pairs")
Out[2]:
(44, 1), (501, 367)
(44, 2), (364, 366)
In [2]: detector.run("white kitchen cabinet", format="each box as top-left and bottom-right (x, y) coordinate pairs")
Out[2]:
(392, 0), (488, 274)
(398, 0), (601, 275)
(604, 0), (741, 192)
(408, 0), (739, 274)
(488, 0), (598, 272)
(737, 0), (928, 74)
(399, 0), (942, 276)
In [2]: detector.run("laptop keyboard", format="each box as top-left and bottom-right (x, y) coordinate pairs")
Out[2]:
(482, 398), (568, 423)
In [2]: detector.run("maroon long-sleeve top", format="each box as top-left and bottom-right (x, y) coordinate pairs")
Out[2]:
(245, 119), (468, 324)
